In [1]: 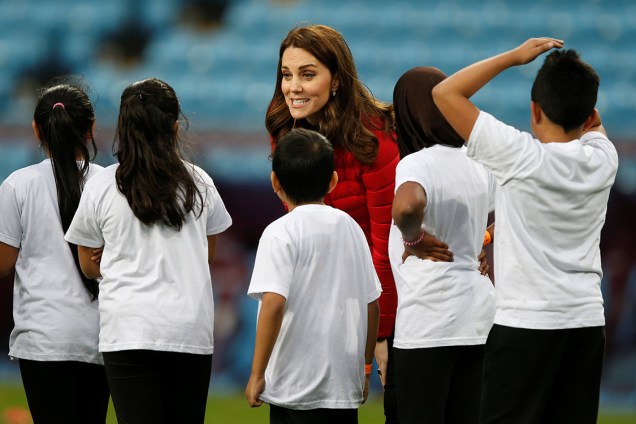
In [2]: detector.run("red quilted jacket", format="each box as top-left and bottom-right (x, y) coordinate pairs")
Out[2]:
(269, 128), (399, 339)
(323, 128), (399, 339)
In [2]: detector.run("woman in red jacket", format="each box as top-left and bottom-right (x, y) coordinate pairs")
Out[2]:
(265, 24), (451, 423)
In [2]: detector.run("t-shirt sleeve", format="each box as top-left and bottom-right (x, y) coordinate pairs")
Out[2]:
(247, 232), (294, 300)
(0, 179), (22, 248)
(395, 155), (429, 197)
(580, 131), (619, 175)
(193, 165), (232, 235)
(467, 111), (541, 184)
(364, 249), (383, 304)
(204, 182), (232, 235)
(64, 187), (104, 248)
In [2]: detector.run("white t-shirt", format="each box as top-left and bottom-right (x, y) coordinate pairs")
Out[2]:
(467, 111), (618, 329)
(0, 159), (104, 364)
(389, 145), (496, 349)
(65, 163), (232, 354)
(248, 204), (382, 410)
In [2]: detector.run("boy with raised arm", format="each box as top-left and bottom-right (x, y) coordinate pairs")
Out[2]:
(433, 39), (618, 423)
(245, 128), (381, 424)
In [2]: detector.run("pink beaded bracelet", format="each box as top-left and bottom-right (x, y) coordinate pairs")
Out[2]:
(402, 231), (426, 247)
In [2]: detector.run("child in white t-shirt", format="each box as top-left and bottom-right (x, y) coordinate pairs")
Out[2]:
(433, 38), (618, 423)
(0, 82), (109, 423)
(65, 78), (232, 423)
(245, 128), (381, 424)
(390, 66), (496, 424)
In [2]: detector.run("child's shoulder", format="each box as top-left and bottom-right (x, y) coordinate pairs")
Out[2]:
(471, 111), (536, 147)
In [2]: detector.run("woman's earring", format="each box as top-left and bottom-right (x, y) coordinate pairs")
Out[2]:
(332, 90), (336, 97)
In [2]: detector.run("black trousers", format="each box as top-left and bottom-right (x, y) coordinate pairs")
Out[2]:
(382, 334), (400, 424)
(394, 344), (484, 424)
(480, 325), (605, 424)
(102, 350), (212, 424)
(384, 334), (400, 424)
(270, 404), (358, 424)
(19, 359), (110, 424)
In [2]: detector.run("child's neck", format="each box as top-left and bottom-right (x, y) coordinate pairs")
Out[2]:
(285, 200), (325, 212)
(535, 120), (583, 144)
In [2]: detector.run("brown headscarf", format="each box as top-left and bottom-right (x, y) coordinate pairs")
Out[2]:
(393, 66), (465, 159)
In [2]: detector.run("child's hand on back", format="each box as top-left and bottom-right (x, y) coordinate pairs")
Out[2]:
(478, 249), (490, 276)
(91, 247), (104, 264)
(402, 231), (453, 263)
(510, 37), (564, 65)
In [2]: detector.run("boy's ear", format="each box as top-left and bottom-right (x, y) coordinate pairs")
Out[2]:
(327, 171), (338, 194)
(271, 171), (281, 193)
(531, 101), (543, 125)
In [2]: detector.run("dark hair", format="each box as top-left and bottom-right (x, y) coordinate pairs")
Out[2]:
(265, 24), (394, 165)
(393, 66), (464, 158)
(33, 81), (99, 301)
(531, 49), (599, 132)
(272, 128), (334, 204)
(114, 77), (202, 229)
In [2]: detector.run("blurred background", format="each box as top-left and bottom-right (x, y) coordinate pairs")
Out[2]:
(0, 0), (635, 421)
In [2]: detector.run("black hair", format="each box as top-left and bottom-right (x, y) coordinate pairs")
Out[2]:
(531, 49), (599, 132)
(272, 128), (334, 204)
(114, 77), (202, 229)
(33, 81), (99, 301)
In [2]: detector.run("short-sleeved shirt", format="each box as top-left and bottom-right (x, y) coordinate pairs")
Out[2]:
(389, 145), (496, 349)
(248, 204), (382, 410)
(65, 163), (232, 354)
(467, 111), (618, 329)
(0, 159), (104, 363)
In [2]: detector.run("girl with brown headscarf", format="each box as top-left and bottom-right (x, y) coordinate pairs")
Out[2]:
(389, 66), (496, 424)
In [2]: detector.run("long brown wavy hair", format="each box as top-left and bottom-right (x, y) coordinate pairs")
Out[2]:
(265, 24), (394, 165)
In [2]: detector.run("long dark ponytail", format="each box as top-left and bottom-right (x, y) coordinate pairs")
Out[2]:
(114, 78), (202, 229)
(33, 82), (99, 301)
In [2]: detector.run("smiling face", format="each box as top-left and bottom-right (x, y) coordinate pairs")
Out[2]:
(281, 47), (337, 126)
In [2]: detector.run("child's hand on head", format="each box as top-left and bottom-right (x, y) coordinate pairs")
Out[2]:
(583, 108), (606, 136)
(511, 37), (564, 65)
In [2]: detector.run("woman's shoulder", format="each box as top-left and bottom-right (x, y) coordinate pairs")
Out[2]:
(368, 127), (399, 171)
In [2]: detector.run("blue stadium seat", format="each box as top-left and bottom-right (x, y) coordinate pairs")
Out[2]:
(0, 143), (39, 182)
(0, 0), (633, 137)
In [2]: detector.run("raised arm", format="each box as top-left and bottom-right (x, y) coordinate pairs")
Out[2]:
(433, 37), (564, 141)
(245, 292), (286, 408)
